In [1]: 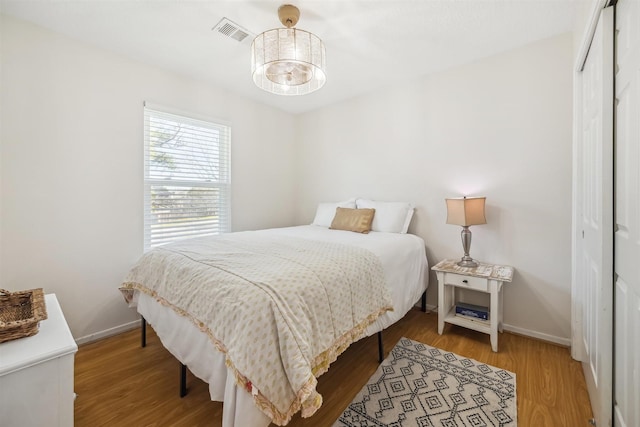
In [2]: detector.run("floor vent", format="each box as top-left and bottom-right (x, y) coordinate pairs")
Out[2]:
(213, 18), (254, 43)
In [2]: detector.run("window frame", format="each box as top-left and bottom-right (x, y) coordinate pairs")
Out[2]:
(143, 103), (231, 250)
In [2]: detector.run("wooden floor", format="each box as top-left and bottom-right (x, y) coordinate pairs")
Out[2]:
(74, 309), (593, 426)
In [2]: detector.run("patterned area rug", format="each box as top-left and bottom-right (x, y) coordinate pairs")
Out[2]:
(333, 337), (517, 426)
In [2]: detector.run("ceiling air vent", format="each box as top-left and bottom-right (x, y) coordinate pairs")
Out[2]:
(213, 18), (254, 43)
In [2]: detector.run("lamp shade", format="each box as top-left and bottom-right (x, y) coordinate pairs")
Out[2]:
(445, 197), (486, 226)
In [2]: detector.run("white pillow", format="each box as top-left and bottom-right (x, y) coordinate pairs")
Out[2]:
(355, 199), (414, 233)
(312, 199), (357, 227)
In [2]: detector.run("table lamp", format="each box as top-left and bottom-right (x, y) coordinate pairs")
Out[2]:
(446, 196), (486, 267)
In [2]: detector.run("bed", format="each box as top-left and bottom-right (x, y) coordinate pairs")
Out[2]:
(121, 223), (428, 427)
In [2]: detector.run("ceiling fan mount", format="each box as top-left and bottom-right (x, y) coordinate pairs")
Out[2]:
(277, 4), (300, 28)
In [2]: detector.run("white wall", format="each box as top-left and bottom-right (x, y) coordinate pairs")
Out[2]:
(0, 15), (297, 341)
(294, 33), (574, 344)
(0, 14), (575, 345)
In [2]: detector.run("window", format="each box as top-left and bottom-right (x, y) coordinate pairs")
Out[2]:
(144, 104), (231, 250)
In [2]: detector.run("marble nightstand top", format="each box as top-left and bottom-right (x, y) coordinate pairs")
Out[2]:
(431, 259), (514, 282)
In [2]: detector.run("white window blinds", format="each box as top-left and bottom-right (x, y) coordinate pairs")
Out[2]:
(144, 105), (231, 250)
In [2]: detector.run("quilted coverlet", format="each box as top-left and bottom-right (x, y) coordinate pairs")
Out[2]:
(120, 232), (393, 425)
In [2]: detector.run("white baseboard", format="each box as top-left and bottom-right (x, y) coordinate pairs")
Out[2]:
(414, 302), (438, 312)
(502, 323), (571, 347)
(76, 304), (438, 347)
(427, 304), (570, 347)
(74, 310), (570, 348)
(75, 319), (140, 346)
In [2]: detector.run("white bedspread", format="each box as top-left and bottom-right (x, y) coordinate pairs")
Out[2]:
(132, 225), (428, 426)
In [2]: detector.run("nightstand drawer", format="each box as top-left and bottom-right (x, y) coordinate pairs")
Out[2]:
(444, 273), (488, 291)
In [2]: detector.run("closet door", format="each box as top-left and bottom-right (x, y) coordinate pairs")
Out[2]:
(577, 6), (614, 426)
(614, 1), (640, 426)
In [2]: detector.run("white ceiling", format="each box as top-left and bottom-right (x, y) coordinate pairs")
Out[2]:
(0, 0), (579, 114)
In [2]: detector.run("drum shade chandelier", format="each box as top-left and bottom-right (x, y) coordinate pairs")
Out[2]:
(251, 4), (326, 96)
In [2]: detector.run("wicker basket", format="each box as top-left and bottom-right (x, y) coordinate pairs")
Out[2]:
(0, 288), (48, 343)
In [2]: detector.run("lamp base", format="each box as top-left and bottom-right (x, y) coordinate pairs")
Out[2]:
(457, 227), (479, 267)
(456, 256), (478, 268)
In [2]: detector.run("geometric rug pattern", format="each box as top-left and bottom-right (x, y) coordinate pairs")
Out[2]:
(333, 337), (517, 426)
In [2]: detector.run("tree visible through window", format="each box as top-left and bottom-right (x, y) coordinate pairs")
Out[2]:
(144, 105), (231, 250)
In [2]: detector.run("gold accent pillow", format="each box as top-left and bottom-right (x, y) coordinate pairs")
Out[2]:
(330, 208), (376, 234)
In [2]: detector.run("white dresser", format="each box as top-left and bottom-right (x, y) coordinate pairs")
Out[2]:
(0, 294), (77, 426)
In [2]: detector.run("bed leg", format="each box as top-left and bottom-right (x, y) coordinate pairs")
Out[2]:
(421, 290), (427, 312)
(377, 331), (384, 363)
(180, 363), (188, 398)
(141, 317), (147, 348)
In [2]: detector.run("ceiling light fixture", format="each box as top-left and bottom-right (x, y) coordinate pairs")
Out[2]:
(251, 4), (326, 96)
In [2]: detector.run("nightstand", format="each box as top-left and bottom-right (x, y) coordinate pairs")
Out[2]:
(432, 259), (514, 352)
